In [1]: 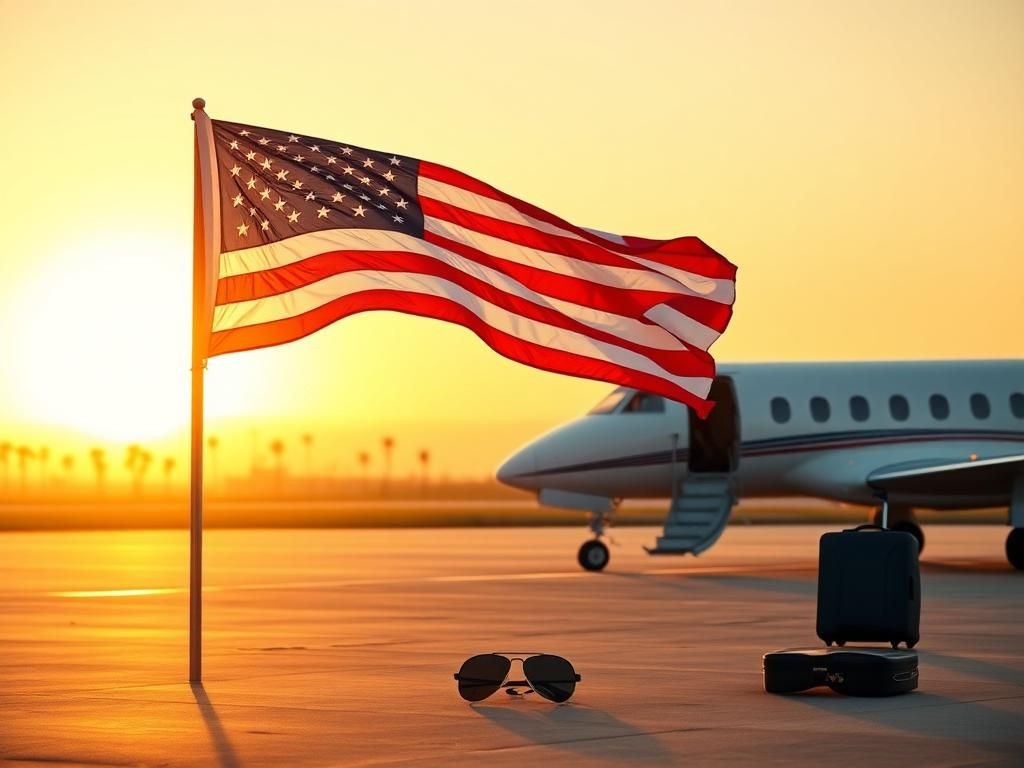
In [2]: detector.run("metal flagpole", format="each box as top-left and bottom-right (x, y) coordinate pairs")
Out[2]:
(190, 97), (219, 683)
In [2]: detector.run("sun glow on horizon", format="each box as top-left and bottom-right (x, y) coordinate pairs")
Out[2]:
(7, 232), (260, 442)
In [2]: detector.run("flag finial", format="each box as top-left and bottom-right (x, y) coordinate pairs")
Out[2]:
(192, 97), (206, 110)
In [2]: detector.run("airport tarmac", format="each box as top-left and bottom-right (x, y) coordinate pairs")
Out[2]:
(1, 525), (1022, 767)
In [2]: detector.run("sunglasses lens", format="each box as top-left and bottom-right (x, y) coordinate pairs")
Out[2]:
(457, 654), (511, 701)
(523, 654), (577, 702)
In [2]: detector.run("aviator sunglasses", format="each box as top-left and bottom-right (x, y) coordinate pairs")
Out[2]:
(454, 653), (581, 703)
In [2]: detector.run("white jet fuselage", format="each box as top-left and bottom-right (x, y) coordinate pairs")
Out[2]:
(498, 360), (1024, 510)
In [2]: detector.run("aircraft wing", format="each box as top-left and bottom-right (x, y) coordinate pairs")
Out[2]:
(867, 454), (1024, 497)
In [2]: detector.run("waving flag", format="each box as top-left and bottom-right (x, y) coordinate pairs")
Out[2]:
(201, 119), (736, 416)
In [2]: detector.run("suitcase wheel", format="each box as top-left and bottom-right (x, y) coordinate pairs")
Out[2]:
(836, 640), (846, 647)
(891, 641), (899, 649)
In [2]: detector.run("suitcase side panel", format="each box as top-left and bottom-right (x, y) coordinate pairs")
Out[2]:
(816, 529), (920, 647)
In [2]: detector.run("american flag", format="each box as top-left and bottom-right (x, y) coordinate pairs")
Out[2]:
(205, 120), (737, 416)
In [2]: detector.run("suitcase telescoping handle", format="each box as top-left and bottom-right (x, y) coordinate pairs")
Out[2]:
(873, 491), (889, 530)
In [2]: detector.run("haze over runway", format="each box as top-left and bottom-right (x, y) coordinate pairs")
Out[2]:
(2, 525), (1022, 766)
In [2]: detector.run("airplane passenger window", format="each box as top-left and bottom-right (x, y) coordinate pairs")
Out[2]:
(810, 396), (830, 423)
(849, 396), (870, 422)
(889, 395), (910, 421)
(588, 389), (629, 415)
(1012, 393), (1024, 419)
(970, 393), (991, 420)
(929, 394), (950, 420)
(624, 393), (665, 413)
(770, 397), (791, 424)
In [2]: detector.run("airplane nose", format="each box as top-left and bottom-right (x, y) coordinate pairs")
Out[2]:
(496, 445), (537, 489)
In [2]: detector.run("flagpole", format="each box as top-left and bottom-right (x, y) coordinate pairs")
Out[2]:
(189, 98), (207, 683)
(190, 97), (220, 682)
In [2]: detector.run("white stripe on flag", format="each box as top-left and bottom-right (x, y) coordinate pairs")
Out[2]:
(212, 269), (712, 397)
(215, 229), (718, 351)
(424, 216), (734, 303)
(419, 177), (733, 300)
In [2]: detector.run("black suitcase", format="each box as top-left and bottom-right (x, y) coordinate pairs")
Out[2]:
(763, 647), (919, 696)
(816, 524), (920, 648)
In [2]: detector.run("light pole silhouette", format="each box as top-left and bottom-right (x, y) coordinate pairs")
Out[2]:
(269, 439), (285, 494)
(357, 451), (370, 493)
(381, 436), (395, 496)
(418, 449), (430, 495)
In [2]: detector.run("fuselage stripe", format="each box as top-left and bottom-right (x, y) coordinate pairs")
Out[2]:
(517, 429), (1024, 478)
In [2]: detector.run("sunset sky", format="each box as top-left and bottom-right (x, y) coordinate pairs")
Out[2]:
(1, 0), (1021, 480)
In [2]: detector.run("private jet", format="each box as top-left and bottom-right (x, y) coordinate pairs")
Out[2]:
(497, 360), (1024, 571)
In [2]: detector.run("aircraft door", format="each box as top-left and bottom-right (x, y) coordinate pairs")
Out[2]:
(687, 377), (740, 473)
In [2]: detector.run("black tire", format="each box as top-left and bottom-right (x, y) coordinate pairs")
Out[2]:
(578, 540), (609, 572)
(1007, 528), (1024, 571)
(892, 521), (925, 555)
(836, 640), (846, 647)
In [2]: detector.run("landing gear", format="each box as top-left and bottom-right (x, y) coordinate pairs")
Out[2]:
(578, 540), (610, 571)
(1007, 529), (1024, 571)
(871, 505), (925, 554)
(578, 509), (613, 571)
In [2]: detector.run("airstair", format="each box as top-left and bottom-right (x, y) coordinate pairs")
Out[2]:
(645, 472), (737, 556)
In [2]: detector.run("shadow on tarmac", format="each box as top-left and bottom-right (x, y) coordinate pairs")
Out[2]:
(191, 683), (242, 768)
(787, 689), (1024, 759)
(473, 701), (679, 762)
(921, 651), (1024, 687)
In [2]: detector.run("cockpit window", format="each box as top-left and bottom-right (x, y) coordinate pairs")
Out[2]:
(588, 389), (630, 414)
(623, 392), (665, 413)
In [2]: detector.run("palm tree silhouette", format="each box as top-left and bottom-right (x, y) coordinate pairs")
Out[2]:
(418, 449), (431, 495)
(269, 439), (285, 493)
(60, 454), (74, 489)
(300, 431), (313, 470)
(357, 451), (370, 492)
(0, 442), (11, 493)
(137, 451), (153, 496)
(38, 446), (50, 488)
(89, 448), (107, 494)
(125, 444), (141, 496)
(381, 436), (395, 496)
(16, 445), (35, 494)
(125, 445), (152, 496)
(207, 435), (220, 490)
(163, 456), (176, 495)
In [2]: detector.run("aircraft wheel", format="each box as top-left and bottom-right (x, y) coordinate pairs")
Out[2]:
(892, 521), (925, 554)
(578, 540), (609, 572)
(1006, 529), (1024, 571)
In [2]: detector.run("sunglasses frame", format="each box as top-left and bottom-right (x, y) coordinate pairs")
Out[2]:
(453, 652), (582, 703)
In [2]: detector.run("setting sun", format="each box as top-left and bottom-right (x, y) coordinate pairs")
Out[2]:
(7, 231), (258, 442)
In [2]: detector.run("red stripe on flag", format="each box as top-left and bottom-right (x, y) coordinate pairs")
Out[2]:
(214, 250), (713, 375)
(420, 161), (737, 280)
(423, 229), (732, 333)
(209, 289), (715, 417)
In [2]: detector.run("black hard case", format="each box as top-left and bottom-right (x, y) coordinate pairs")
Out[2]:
(816, 525), (920, 648)
(763, 647), (918, 696)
